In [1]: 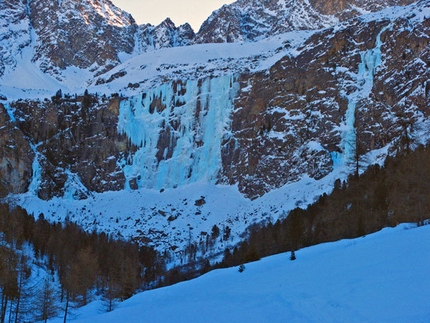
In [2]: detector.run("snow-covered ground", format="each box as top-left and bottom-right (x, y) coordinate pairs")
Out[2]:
(50, 223), (430, 323)
(16, 143), (390, 267)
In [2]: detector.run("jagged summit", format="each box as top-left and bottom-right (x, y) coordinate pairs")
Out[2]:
(135, 18), (195, 52)
(0, 0), (193, 79)
(0, 0), (135, 79)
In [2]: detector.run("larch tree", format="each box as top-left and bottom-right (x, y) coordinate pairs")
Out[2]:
(34, 277), (58, 323)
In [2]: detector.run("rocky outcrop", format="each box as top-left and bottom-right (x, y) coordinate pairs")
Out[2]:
(309, 0), (414, 19)
(29, 0), (136, 78)
(0, 0), (31, 76)
(11, 94), (133, 199)
(0, 104), (34, 197)
(196, 0), (336, 43)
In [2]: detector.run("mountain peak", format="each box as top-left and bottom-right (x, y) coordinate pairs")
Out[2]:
(159, 17), (176, 28)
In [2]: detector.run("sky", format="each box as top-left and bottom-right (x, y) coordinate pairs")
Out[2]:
(110, 0), (235, 31)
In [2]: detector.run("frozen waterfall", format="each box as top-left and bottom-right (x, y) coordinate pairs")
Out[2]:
(118, 75), (238, 190)
(340, 25), (388, 166)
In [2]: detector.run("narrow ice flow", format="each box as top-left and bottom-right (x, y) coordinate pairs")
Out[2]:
(3, 103), (16, 123)
(28, 143), (42, 194)
(118, 75), (238, 190)
(340, 25), (389, 165)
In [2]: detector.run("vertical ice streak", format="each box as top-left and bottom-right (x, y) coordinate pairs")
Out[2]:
(3, 103), (16, 123)
(341, 25), (388, 166)
(118, 75), (238, 190)
(28, 143), (42, 194)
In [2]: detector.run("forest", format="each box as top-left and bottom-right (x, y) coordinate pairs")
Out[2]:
(1, 144), (430, 322)
(0, 204), (166, 322)
(219, 144), (430, 267)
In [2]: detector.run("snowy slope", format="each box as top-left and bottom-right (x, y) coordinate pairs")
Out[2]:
(50, 223), (430, 323)
(0, 29), (313, 100)
(17, 161), (357, 266)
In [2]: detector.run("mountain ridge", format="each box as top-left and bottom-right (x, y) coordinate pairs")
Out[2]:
(0, 0), (418, 80)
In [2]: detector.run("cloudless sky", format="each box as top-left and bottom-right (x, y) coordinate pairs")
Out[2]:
(110, 0), (235, 31)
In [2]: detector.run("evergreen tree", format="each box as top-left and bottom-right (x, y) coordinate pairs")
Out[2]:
(290, 250), (296, 261)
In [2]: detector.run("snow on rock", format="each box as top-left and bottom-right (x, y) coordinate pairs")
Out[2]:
(17, 168), (347, 266)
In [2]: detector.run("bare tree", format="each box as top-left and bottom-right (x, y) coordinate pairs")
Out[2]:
(68, 248), (98, 305)
(101, 277), (120, 313)
(34, 277), (58, 323)
(10, 254), (32, 323)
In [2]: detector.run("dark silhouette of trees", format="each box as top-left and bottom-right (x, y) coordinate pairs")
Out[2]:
(69, 247), (99, 305)
(0, 203), (167, 321)
(0, 245), (19, 323)
(10, 254), (32, 323)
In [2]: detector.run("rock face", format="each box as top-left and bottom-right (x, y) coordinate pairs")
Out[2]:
(0, 0), (32, 76)
(0, 0), (429, 200)
(29, 0), (135, 78)
(219, 11), (430, 197)
(0, 104), (34, 196)
(10, 94), (132, 199)
(196, 0), (336, 43)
